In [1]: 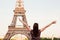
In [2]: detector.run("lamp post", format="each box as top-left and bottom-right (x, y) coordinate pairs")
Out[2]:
(52, 34), (54, 40)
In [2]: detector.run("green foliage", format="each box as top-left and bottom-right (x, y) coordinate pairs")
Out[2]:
(41, 38), (51, 40)
(40, 37), (60, 40)
(53, 37), (60, 40)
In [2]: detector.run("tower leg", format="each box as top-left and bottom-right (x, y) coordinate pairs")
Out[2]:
(3, 30), (14, 40)
(10, 15), (17, 27)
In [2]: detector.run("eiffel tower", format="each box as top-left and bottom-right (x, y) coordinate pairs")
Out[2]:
(3, 0), (31, 40)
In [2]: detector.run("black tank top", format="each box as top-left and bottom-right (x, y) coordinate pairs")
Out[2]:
(30, 30), (41, 40)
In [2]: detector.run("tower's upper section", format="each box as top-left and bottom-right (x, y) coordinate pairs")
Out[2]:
(16, 0), (24, 8)
(14, 0), (26, 14)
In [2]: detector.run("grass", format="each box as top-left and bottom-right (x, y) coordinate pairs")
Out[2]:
(40, 37), (60, 40)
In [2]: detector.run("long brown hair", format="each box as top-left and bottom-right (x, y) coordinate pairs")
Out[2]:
(33, 23), (39, 37)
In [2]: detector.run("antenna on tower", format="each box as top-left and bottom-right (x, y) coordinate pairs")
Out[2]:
(15, 0), (24, 8)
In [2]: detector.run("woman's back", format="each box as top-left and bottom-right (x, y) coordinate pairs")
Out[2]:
(30, 30), (41, 40)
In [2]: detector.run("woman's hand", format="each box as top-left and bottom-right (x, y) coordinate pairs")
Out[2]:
(51, 21), (56, 24)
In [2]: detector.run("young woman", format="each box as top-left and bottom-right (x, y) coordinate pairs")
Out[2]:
(19, 18), (56, 40)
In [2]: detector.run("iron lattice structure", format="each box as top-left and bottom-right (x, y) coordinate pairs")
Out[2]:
(3, 0), (31, 40)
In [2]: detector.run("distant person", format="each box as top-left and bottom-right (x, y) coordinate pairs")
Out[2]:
(19, 18), (56, 40)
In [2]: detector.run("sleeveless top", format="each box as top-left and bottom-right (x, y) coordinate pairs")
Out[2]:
(30, 30), (41, 40)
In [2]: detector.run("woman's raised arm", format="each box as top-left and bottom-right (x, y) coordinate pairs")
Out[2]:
(19, 18), (31, 31)
(40, 21), (56, 32)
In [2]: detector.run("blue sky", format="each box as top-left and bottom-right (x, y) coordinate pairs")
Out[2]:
(0, 0), (60, 38)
